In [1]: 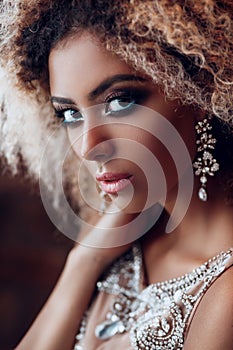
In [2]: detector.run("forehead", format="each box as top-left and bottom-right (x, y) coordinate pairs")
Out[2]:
(48, 33), (134, 99)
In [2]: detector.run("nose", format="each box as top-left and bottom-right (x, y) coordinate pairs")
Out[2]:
(67, 106), (115, 162)
(80, 124), (114, 162)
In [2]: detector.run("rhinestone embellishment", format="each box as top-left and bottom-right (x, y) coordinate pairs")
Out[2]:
(73, 246), (233, 350)
(193, 118), (219, 201)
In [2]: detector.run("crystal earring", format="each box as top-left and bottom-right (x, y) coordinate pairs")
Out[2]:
(193, 118), (220, 201)
(99, 190), (107, 214)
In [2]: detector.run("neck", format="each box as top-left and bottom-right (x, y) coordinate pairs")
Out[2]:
(155, 174), (233, 260)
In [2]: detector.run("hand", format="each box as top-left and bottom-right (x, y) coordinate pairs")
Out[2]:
(69, 202), (158, 277)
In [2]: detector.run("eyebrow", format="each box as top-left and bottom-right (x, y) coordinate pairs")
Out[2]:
(51, 74), (147, 106)
(51, 96), (76, 105)
(88, 74), (146, 100)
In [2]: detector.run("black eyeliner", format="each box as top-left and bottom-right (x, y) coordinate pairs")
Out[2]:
(104, 87), (149, 104)
(52, 103), (79, 119)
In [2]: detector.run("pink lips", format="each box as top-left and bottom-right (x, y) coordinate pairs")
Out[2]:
(96, 172), (133, 194)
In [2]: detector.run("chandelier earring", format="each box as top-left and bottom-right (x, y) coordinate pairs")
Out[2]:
(99, 190), (108, 214)
(193, 118), (220, 201)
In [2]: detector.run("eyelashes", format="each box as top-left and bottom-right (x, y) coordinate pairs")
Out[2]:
(53, 88), (147, 125)
(104, 89), (141, 116)
(53, 102), (82, 125)
(54, 107), (83, 124)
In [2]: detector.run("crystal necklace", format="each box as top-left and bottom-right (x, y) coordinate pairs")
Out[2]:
(74, 245), (233, 350)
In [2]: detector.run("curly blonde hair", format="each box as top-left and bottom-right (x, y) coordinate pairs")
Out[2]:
(0, 0), (233, 206)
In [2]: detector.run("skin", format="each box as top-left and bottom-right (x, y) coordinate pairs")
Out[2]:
(15, 32), (233, 350)
(49, 33), (198, 215)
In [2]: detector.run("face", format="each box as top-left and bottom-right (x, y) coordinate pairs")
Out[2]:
(49, 32), (196, 213)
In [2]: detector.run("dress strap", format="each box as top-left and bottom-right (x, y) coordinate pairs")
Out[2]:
(184, 248), (233, 339)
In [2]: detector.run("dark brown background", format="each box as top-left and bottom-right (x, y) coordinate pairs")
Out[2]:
(0, 170), (73, 350)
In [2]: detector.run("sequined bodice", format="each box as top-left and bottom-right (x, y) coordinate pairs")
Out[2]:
(74, 245), (233, 350)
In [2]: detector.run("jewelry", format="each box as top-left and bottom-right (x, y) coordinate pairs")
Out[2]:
(193, 118), (219, 201)
(73, 245), (233, 350)
(99, 190), (107, 214)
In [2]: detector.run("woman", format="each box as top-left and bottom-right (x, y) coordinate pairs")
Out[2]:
(0, 0), (233, 349)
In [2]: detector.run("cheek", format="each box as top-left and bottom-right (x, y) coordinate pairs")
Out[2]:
(65, 126), (83, 157)
(137, 131), (178, 181)
(145, 94), (196, 160)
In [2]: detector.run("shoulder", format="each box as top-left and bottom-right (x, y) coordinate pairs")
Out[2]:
(184, 265), (233, 350)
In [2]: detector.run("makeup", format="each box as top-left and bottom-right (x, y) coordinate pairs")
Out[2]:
(96, 172), (134, 194)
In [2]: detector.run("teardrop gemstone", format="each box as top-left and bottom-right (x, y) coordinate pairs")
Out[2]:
(198, 187), (207, 201)
(95, 320), (125, 340)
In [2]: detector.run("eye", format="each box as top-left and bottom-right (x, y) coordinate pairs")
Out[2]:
(105, 98), (135, 115)
(62, 109), (83, 124)
(104, 89), (139, 116)
(55, 108), (83, 124)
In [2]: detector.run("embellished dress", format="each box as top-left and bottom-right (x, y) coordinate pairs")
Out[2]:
(74, 245), (233, 350)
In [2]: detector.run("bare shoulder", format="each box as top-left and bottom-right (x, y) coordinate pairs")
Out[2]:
(184, 265), (233, 350)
